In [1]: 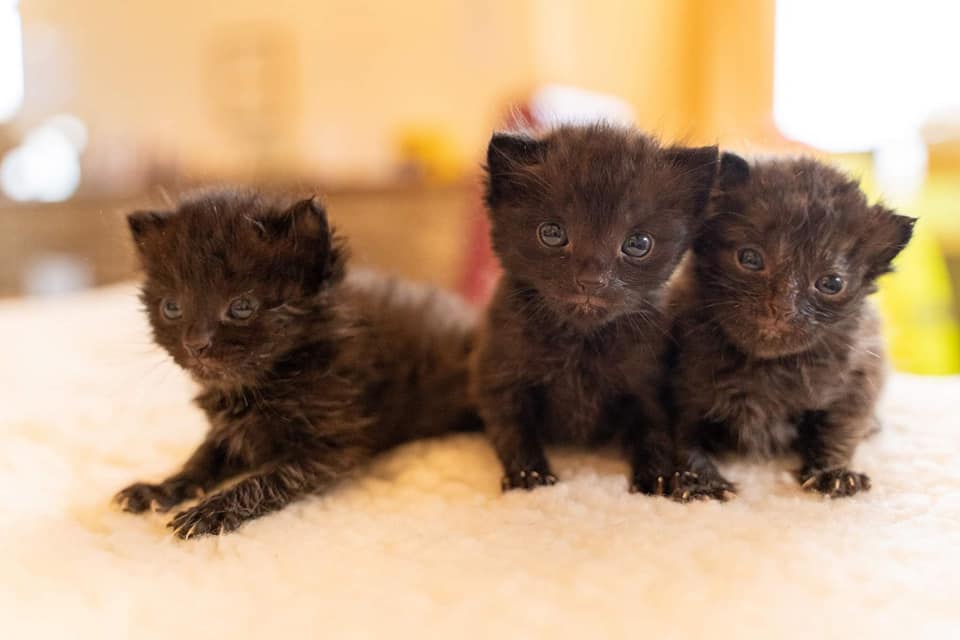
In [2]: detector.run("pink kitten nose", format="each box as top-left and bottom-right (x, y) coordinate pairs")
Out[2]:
(183, 334), (213, 358)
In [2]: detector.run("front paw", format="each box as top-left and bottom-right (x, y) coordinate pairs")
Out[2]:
(167, 496), (242, 539)
(799, 467), (871, 498)
(670, 471), (736, 502)
(114, 480), (203, 513)
(501, 467), (557, 491)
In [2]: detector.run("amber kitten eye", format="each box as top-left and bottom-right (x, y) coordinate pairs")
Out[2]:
(161, 299), (182, 320)
(227, 296), (258, 320)
(737, 248), (765, 271)
(537, 222), (568, 247)
(815, 274), (844, 295)
(621, 233), (653, 258)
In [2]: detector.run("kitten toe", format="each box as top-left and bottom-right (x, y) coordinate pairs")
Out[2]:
(799, 468), (871, 498)
(168, 498), (242, 539)
(114, 480), (203, 513)
(670, 470), (735, 502)
(115, 480), (202, 514)
(501, 467), (557, 491)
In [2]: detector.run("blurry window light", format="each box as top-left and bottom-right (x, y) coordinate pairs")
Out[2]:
(774, 0), (960, 153)
(0, 0), (24, 122)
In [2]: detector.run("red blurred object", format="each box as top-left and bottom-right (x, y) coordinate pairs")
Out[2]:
(458, 104), (536, 305)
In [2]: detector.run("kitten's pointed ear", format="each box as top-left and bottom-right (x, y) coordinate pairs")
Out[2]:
(663, 144), (719, 216)
(485, 132), (546, 207)
(717, 152), (750, 190)
(284, 196), (330, 242)
(127, 210), (173, 256)
(255, 197), (330, 245)
(864, 205), (916, 279)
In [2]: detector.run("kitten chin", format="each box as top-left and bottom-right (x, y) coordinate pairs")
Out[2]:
(115, 188), (480, 538)
(669, 154), (914, 501)
(474, 123), (719, 495)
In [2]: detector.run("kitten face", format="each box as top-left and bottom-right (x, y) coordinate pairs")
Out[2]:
(128, 191), (342, 386)
(696, 154), (915, 358)
(485, 124), (718, 331)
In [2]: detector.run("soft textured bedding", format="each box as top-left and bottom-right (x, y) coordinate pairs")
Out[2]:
(1, 285), (958, 639)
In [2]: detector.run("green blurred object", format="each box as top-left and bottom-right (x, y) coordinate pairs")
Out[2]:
(833, 153), (960, 375)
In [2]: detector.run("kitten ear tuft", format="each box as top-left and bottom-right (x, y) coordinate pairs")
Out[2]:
(127, 210), (173, 253)
(485, 132), (546, 207)
(865, 206), (916, 279)
(717, 152), (750, 189)
(663, 144), (719, 216)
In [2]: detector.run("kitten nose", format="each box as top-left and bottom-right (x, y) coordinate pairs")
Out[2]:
(183, 333), (213, 358)
(575, 274), (608, 293)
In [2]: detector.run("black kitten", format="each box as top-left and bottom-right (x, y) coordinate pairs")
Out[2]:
(472, 124), (718, 494)
(115, 189), (479, 537)
(669, 154), (915, 500)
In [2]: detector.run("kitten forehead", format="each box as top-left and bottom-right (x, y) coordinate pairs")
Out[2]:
(535, 124), (689, 226)
(719, 158), (872, 251)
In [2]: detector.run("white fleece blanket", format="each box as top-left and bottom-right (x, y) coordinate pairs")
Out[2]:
(1, 285), (958, 639)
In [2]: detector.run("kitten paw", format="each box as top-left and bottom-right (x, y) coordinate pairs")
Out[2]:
(799, 468), (871, 498)
(669, 471), (736, 503)
(501, 468), (557, 491)
(167, 497), (242, 539)
(114, 480), (204, 513)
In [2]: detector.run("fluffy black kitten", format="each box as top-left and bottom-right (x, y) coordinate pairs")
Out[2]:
(115, 189), (478, 537)
(472, 124), (718, 494)
(669, 154), (915, 500)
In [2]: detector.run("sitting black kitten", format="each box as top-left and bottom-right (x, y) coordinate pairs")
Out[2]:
(472, 124), (718, 494)
(669, 154), (915, 500)
(115, 189), (479, 538)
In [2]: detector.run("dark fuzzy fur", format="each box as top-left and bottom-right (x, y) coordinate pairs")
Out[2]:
(115, 189), (479, 537)
(472, 124), (718, 493)
(669, 154), (915, 500)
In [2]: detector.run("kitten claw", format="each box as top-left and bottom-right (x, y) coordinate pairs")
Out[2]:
(501, 467), (556, 491)
(670, 470), (735, 503)
(799, 468), (871, 498)
(656, 476), (665, 496)
(168, 497), (243, 539)
(115, 479), (203, 514)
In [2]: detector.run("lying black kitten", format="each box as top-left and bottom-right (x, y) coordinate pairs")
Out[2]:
(472, 124), (718, 494)
(670, 154), (915, 500)
(115, 190), (478, 538)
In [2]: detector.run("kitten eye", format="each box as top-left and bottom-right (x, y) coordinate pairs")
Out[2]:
(537, 222), (568, 248)
(815, 274), (844, 295)
(161, 299), (182, 320)
(622, 232), (653, 258)
(227, 296), (258, 320)
(737, 248), (765, 271)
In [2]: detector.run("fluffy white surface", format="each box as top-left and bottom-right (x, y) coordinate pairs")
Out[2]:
(2, 285), (958, 639)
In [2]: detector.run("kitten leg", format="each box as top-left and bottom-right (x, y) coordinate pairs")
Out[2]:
(618, 394), (674, 496)
(795, 409), (871, 498)
(482, 385), (555, 491)
(672, 418), (736, 502)
(168, 452), (359, 539)
(115, 438), (239, 513)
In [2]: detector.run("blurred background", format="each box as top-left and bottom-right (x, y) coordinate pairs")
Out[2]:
(0, 0), (958, 373)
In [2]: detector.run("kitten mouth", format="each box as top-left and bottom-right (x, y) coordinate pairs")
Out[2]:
(562, 294), (610, 312)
